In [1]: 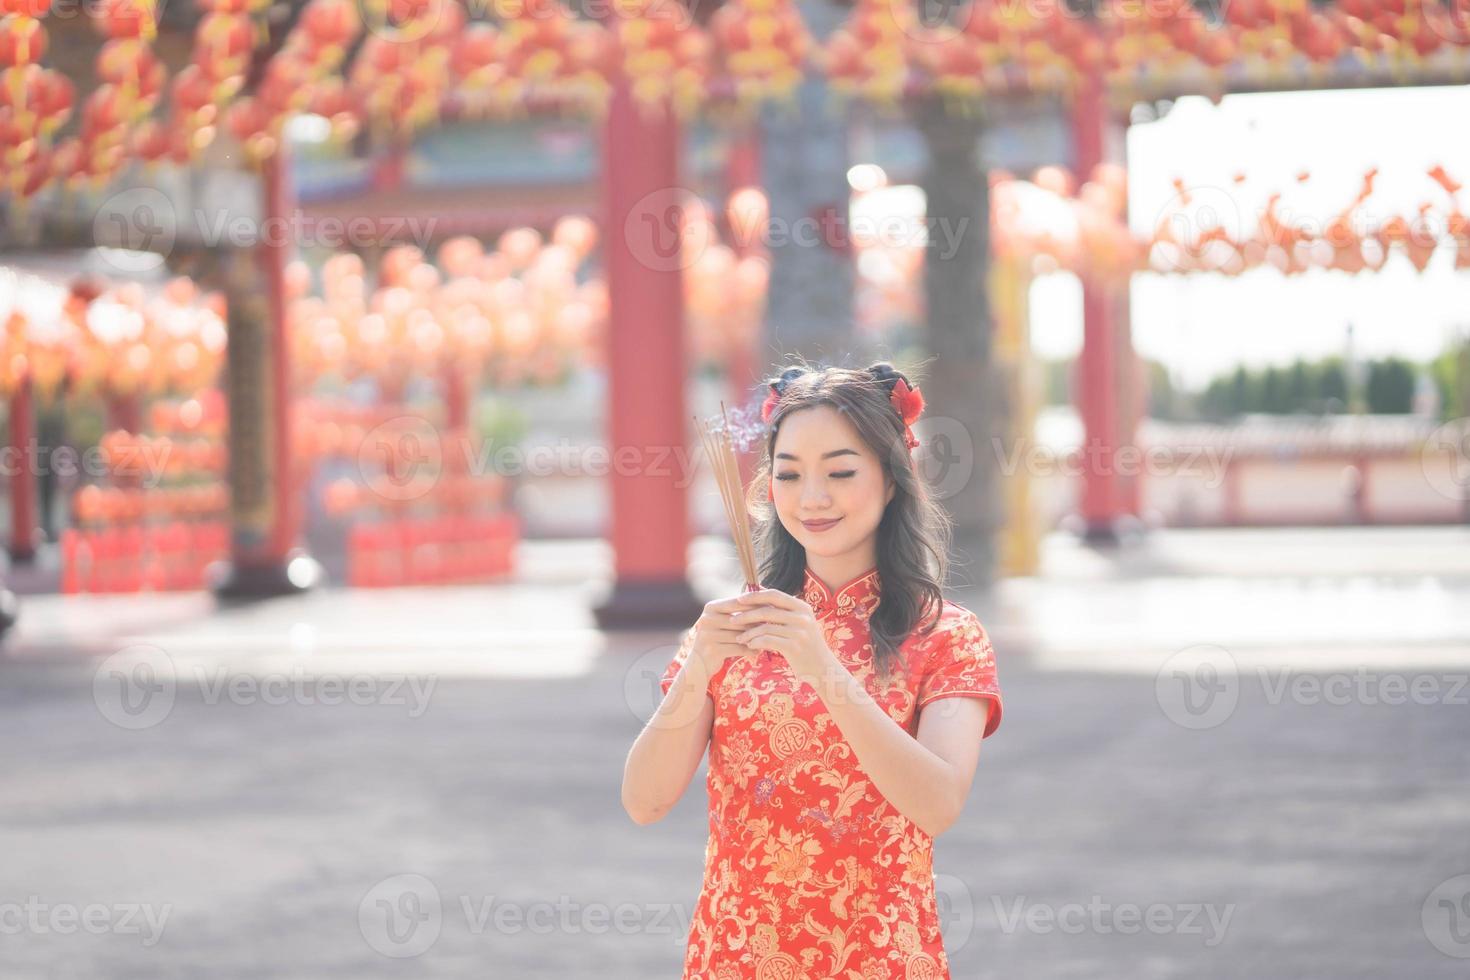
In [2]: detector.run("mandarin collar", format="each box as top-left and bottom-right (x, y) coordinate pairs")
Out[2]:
(802, 565), (881, 620)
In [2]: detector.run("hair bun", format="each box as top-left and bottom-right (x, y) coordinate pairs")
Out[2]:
(866, 362), (909, 391)
(772, 365), (807, 397)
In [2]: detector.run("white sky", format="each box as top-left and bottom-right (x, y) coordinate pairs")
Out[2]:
(1029, 85), (1470, 390)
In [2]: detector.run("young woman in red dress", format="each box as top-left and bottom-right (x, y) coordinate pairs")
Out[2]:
(622, 361), (1003, 980)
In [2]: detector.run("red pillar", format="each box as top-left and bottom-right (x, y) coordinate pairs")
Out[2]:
(1073, 69), (1131, 541)
(8, 377), (38, 563)
(592, 83), (703, 628)
(212, 142), (322, 598)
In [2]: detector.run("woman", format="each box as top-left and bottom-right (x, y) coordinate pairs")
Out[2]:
(622, 361), (1003, 979)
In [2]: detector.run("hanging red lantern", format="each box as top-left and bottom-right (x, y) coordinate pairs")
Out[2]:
(301, 0), (360, 52)
(257, 53), (313, 114)
(11, 144), (50, 197)
(0, 13), (46, 66)
(97, 38), (156, 86)
(80, 84), (125, 140)
(194, 12), (255, 80)
(170, 64), (215, 120)
(1, 0), (50, 15)
(33, 67), (70, 134)
(130, 118), (169, 162)
(0, 62), (40, 119)
(451, 22), (500, 89)
(224, 94), (268, 142)
(95, 0), (159, 41)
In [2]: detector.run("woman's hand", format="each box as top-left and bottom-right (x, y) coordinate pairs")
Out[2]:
(730, 588), (837, 684)
(688, 595), (764, 676)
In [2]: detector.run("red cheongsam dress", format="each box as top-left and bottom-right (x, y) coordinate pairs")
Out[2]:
(657, 565), (1003, 980)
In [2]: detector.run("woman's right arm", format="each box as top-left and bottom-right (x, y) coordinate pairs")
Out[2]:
(621, 598), (745, 825)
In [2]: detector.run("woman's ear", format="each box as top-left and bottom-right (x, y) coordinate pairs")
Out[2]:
(884, 475), (896, 507)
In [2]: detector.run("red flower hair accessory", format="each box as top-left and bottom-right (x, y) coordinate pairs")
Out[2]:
(890, 377), (925, 450)
(760, 383), (782, 424)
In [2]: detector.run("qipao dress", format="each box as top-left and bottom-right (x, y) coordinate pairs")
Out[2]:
(657, 565), (1003, 980)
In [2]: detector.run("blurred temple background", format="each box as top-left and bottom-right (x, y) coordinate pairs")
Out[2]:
(1, 0), (1468, 977)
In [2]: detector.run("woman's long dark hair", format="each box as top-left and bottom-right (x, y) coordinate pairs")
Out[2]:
(745, 358), (953, 682)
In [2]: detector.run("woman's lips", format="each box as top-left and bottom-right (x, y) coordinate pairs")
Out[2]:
(801, 517), (842, 532)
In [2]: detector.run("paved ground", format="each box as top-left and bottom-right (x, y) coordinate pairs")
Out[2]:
(1, 527), (1468, 979)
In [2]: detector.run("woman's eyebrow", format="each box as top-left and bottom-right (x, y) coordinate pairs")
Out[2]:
(775, 449), (860, 461)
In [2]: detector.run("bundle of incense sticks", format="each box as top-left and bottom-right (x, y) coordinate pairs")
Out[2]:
(694, 402), (761, 590)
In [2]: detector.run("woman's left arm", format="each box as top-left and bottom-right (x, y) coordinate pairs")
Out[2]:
(732, 589), (990, 838)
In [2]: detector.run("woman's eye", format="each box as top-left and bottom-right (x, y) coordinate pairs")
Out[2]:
(775, 471), (855, 481)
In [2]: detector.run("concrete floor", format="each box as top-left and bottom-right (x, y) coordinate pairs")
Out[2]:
(1, 527), (1468, 979)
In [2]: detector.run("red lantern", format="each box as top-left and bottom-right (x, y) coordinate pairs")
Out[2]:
(194, 13), (255, 80)
(224, 95), (268, 143)
(171, 65), (214, 117)
(130, 118), (169, 162)
(80, 84), (124, 140)
(0, 13), (46, 66)
(301, 0), (360, 49)
(33, 68), (70, 132)
(0, 0), (50, 16)
(95, 0), (158, 41)
(257, 54), (312, 114)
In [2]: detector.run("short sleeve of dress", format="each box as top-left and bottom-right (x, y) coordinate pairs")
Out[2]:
(916, 609), (1003, 739)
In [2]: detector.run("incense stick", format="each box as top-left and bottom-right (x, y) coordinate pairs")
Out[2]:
(694, 401), (761, 590)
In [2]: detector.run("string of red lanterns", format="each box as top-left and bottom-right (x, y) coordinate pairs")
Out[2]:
(989, 164), (1470, 281)
(4, 0), (1470, 202)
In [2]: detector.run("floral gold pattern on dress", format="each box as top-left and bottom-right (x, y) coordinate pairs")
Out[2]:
(658, 565), (1003, 979)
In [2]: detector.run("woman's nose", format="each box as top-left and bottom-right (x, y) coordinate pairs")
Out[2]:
(801, 482), (832, 507)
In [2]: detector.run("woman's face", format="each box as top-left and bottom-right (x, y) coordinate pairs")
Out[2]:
(771, 404), (894, 562)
